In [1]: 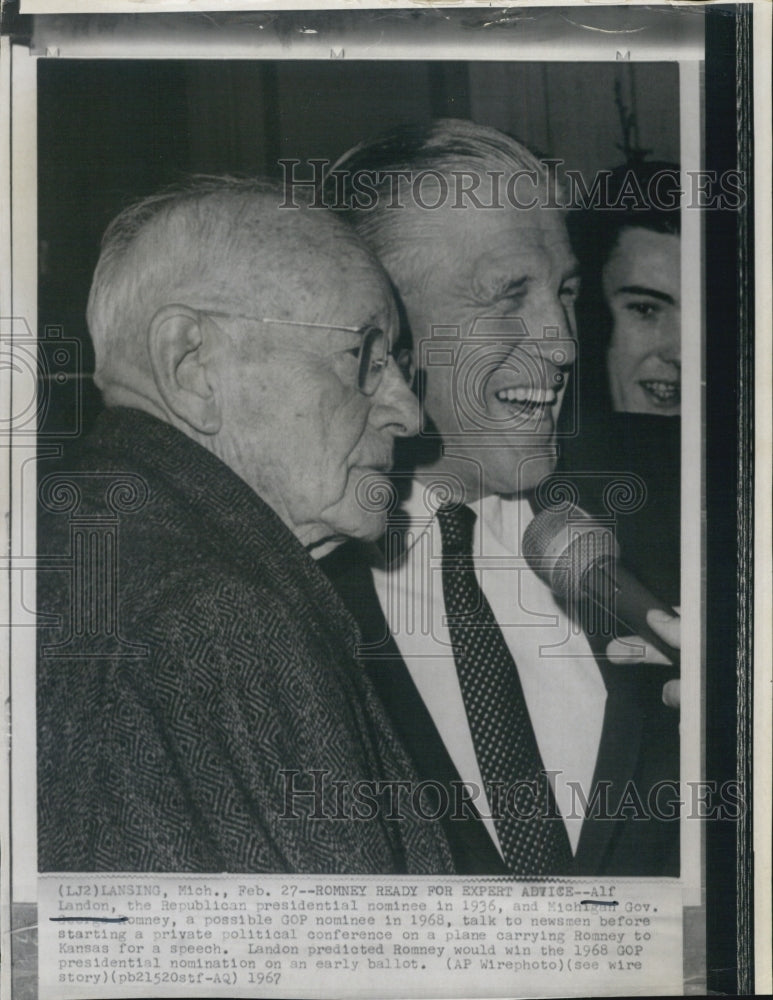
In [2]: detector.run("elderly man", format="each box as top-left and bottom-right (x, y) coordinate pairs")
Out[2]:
(322, 120), (680, 876)
(36, 177), (454, 874)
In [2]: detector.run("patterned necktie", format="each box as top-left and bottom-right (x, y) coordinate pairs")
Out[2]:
(436, 503), (574, 876)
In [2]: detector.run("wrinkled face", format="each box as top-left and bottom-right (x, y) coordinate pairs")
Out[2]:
(390, 199), (579, 500)
(219, 237), (419, 549)
(602, 227), (681, 414)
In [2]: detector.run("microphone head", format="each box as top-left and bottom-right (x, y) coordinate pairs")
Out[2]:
(523, 505), (620, 602)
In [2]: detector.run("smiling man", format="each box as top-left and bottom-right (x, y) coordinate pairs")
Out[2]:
(36, 177), (454, 874)
(322, 120), (680, 876)
(398, 198), (578, 499)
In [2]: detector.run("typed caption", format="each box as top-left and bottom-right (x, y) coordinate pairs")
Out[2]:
(39, 874), (683, 998)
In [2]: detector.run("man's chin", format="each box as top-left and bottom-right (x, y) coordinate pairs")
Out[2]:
(351, 514), (388, 542)
(306, 509), (387, 560)
(322, 472), (394, 544)
(487, 451), (559, 498)
(322, 512), (387, 548)
(348, 468), (396, 524)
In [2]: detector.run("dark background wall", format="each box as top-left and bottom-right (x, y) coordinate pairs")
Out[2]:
(37, 58), (678, 434)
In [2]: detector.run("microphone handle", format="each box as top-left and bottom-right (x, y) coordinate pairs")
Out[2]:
(580, 556), (680, 672)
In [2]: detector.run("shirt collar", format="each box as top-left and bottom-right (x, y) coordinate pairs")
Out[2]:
(398, 480), (534, 556)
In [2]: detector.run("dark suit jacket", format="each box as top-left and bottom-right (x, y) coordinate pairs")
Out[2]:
(37, 408), (454, 875)
(557, 412), (681, 609)
(322, 539), (680, 877)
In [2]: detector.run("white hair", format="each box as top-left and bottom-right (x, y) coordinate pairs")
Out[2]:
(326, 118), (561, 284)
(87, 176), (320, 392)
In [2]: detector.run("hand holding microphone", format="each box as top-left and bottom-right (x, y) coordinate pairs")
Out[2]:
(523, 505), (681, 707)
(607, 608), (682, 708)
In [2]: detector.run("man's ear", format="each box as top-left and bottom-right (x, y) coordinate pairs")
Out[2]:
(147, 305), (222, 434)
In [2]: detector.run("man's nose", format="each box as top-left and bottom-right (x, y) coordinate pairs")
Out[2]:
(370, 359), (421, 438)
(524, 295), (578, 367)
(530, 333), (577, 369)
(517, 321), (577, 372)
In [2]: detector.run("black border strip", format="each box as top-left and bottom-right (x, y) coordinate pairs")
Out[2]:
(734, 4), (755, 995)
(704, 4), (754, 995)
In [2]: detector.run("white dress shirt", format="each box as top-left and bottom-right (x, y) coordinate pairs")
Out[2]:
(372, 487), (607, 856)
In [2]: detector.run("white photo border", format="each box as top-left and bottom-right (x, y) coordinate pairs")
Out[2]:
(0, 2), (763, 997)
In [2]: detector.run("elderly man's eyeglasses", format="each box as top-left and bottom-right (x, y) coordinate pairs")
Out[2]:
(200, 310), (414, 397)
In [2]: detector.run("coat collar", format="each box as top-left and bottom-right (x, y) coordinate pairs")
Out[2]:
(81, 407), (360, 652)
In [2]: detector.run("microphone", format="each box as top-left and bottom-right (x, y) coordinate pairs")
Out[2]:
(523, 505), (680, 670)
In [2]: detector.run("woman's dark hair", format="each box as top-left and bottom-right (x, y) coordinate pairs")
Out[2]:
(566, 161), (681, 419)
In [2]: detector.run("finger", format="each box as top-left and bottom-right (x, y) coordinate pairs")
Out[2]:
(646, 608), (682, 650)
(662, 679), (681, 709)
(606, 634), (672, 665)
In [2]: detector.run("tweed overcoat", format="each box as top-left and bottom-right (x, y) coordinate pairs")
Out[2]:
(37, 408), (454, 874)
